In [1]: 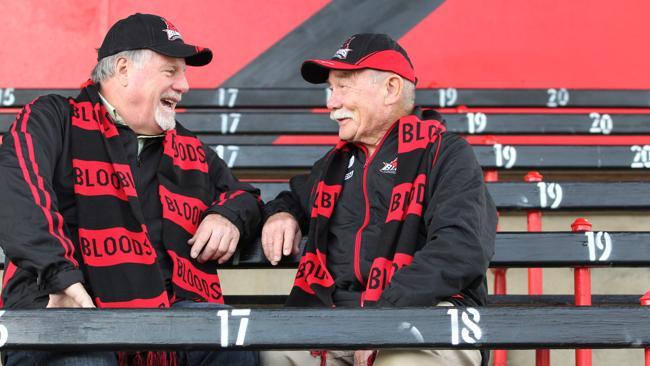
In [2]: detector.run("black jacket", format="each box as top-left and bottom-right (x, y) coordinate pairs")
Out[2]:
(0, 93), (261, 309)
(265, 123), (497, 308)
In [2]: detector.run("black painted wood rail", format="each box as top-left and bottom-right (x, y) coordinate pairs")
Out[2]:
(2, 88), (650, 108)
(3, 109), (650, 135)
(200, 144), (650, 169)
(251, 181), (650, 209)
(223, 294), (647, 307)
(0, 307), (648, 350)
(225, 231), (650, 269)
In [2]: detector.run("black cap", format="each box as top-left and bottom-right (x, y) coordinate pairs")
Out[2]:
(98, 13), (212, 67)
(301, 33), (416, 85)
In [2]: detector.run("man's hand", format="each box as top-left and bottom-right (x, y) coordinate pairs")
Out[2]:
(47, 282), (95, 308)
(261, 212), (301, 265)
(188, 213), (240, 264)
(354, 350), (376, 366)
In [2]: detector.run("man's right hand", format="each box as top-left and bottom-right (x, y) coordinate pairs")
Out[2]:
(261, 212), (302, 265)
(47, 282), (95, 308)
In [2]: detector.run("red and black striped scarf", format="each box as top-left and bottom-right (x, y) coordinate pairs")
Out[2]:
(286, 115), (445, 307)
(70, 83), (224, 308)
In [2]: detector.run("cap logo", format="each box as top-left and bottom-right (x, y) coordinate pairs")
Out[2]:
(333, 36), (355, 60)
(161, 17), (183, 41)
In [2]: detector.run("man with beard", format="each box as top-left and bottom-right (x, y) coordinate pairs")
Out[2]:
(0, 13), (260, 365)
(260, 34), (496, 366)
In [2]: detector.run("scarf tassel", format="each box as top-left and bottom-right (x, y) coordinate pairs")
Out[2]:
(117, 351), (178, 366)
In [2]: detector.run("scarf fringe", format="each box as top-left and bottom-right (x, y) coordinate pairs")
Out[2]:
(117, 351), (178, 366)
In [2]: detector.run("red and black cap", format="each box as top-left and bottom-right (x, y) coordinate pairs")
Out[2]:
(301, 33), (416, 84)
(98, 13), (213, 67)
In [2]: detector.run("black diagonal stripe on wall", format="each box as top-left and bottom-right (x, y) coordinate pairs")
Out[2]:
(222, 0), (446, 88)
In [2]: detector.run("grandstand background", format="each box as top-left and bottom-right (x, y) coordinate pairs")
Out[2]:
(2, 0), (649, 89)
(1, 1), (649, 365)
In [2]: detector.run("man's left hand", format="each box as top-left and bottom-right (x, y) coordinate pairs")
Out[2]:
(188, 214), (240, 264)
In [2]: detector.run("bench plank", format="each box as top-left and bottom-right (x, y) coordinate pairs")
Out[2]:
(205, 145), (650, 169)
(4, 88), (650, 108)
(226, 232), (650, 268)
(2, 307), (649, 350)
(179, 111), (650, 135)
(487, 295), (644, 306)
(223, 294), (645, 307)
(195, 134), (650, 146)
(250, 182), (650, 209)
(3, 110), (650, 134)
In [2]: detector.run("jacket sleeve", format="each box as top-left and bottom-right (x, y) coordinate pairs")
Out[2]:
(377, 134), (497, 307)
(202, 146), (263, 243)
(0, 96), (84, 293)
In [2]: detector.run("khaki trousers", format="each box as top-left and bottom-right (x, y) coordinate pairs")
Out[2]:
(260, 348), (481, 366)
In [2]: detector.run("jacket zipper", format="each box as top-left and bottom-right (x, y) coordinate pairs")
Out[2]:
(352, 123), (398, 286)
(353, 144), (371, 285)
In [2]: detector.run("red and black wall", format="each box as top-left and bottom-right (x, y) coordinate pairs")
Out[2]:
(1, 0), (647, 89)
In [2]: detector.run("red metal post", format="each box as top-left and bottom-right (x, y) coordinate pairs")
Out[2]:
(525, 172), (544, 295)
(485, 169), (507, 366)
(641, 292), (650, 366)
(483, 170), (499, 184)
(572, 218), (593, 366)
(525, 172), (549, 366)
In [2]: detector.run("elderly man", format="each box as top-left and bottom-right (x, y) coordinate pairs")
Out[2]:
(261, 34), (497, 366)
(0, 13), (260, 365)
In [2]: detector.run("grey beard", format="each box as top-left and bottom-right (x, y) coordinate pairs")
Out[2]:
(155, 106), (176, 131)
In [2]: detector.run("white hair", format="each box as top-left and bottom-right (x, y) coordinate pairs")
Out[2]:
(369, 69), (416, 114)
(401, 79), (416, 113)
(90, 49), (153, 83)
